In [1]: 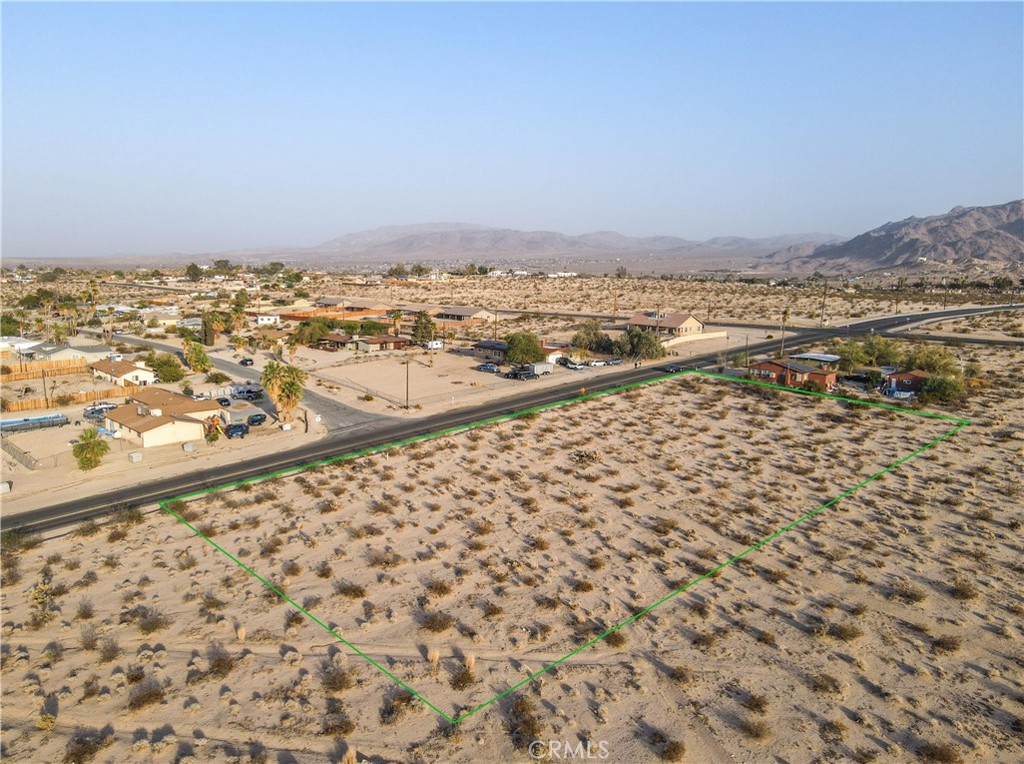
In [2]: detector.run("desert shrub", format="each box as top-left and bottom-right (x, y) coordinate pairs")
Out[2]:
(201, 592), (227, 612)
(127, 677), (165, 710)
(669, 666), (692, 684)
(43, 641), (65, 663)
(72, 520), (102, 538)
(652, 517), (679, 536)
(282, 559), (301, 576)
(63, 726), (113, 763)
(284, 610), (304, 629)
(80, 625), (99, 651)
(421, 612), (456, 633)
(918, 742), (963, 764)
(827, 622), (864, 642)
(106, 527), (128, 542)
(744, 694), (768, 714)
(740, 717), (771, 740)
(260, 537), (284, 557)
(483, 602), (504, 618)
(756, 629), (777, 646)
(890, 581), (927, 603)
(125, 664), (145, 684)
(426, 578), (453, 596)
(206, 642), (236, 679)
(0, 557), (21, 586)
(605, 630), (627, 648)
(931, 635), (962, 654)
(821, 719), (847, 743)
(321, 664), (353, 693)
(659, 739), (686, 762)
(98, 637), (120, 662)
(573, 580), (594, 593)
(450, 666), (476, 690)
(366, 549), (403, 568)
(136, 607), (170, 634)
(333, 580), (366, 599)
(586, 555), (605, 571)
(692, 632), (716, 649)
(380, 691), (415, 725)
(810, 673), (842, 693)
(315, 560), (333, 579)
(81, 676), (100, 700)
(508, 696), (543, 749)
(949, 578), (978, 601)
(177, 553), (197, 571)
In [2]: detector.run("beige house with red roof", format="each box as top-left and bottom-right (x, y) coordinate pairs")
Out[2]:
(89, 359), (158, 387)
(626, 312), (705, 337)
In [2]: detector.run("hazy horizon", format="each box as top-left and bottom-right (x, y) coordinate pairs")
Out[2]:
(3, 2), (1022, 259)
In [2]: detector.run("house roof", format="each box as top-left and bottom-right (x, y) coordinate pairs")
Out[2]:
(90, 359), (151, 378)
(472, 340), (508, 351)
(32, 343), (112, 358)
(627, 312), (704, 329)
(356, 335), (410, 345)
(891, 369), (932, 379)
(106, 407), (205, 434)
(319, 333), (353, 344)
(128, 387), (223, 417)
(791, 353), (842, 364)
(752, 359), (816, 374)
(437, 306), (492, 318)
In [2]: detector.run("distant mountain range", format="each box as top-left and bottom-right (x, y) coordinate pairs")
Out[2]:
(760, 200), (1023, 274)
(9, 201), (1020, 274)
(299, 224), (841, 262)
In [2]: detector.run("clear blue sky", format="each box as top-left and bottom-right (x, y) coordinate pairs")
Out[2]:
(3, 2), (1022, 259)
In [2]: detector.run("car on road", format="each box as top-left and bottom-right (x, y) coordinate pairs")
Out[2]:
(476, 363), (501, 373)
(225, 423), (250, 439)
(665, 364), (684, 373)
(247, 413), (267, 427)
(216, 397), (232, 407)
(239, 358), (254, 367)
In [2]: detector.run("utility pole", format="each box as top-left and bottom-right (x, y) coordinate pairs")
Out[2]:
(818, 279), (828, 327)
(42, 368), (49, 407)
(744, 334), (749, 365)
(942, 277), (949, 310)
(405, 360), (410, 410)
(779, 307), (790, 359)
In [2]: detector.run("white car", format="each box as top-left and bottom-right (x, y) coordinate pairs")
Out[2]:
(588, 359), (607, 367)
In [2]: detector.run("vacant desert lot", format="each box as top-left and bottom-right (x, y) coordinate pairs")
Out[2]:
(2, 360), (1022, 763)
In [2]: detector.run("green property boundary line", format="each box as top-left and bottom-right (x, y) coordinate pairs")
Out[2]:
(157, 370), (970, 725)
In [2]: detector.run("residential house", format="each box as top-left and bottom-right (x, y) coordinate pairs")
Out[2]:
(256, 314), (281, 326)
(472, 340), (508, 361)
(350, 335), (411, 352)
(434, 306), (497, 324)
(627, 312), (705, 337)
(315, 333), (352, 352)
(747, 359), (836, 390)
(89, 359), (158, 387)
(887, 369), (931, 394)
(19, 343), (112, 363)
(104, 388), (225, 448)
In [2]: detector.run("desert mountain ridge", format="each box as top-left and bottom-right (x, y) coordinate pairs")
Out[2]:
(759, 200), (1023, 274)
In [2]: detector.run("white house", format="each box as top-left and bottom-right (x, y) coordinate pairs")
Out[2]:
(256, 314), (281, 326)
(89, 359), (158, 387)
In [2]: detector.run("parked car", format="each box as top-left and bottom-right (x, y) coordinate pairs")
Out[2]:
(476, 363), (501, 373)
(216, 397), (232, 407)
(606, 357), (623, 366)
(588, 359), (608, 367)
(225, 423), (250, 439)
(247, 413), (267, 427)
(231, 390), (263, 401)
(505, 370), (539, 381)
(239, 358), (254, 367)
(665, 364), (684, 373)
(565, 361), (586, 370)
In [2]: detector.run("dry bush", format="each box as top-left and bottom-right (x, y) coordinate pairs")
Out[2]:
(126, 676), (165, 710)
(826, 621), (864, 642)
(136, 607), (170, 635)
(949, 578), (979, 601)
(918, 742), (964, 764)
(450, 665), (476, 690)
(282, 559), (301, 576)
(820, 719), (847, 743)
(744, 694), (769, 714)
(810, 673), (842, 694)
(321, 664), (354, 692)
(98, 637), (120, 662)
(367, 549), (403, 568)
(380, 691), (415, 725)
(605, 630), (627, 648)
(931, 635), (962, 654)
(421, 612), (456, 633)
(740, 717), (771, 740)
(426, 578), (453, 596)
(508, 695), (544, 750)
(206, 642), (236, 679)
(890, 581), (927, 603)
(63, 726), (113, 763)
(333, 580), (366, 599)
(76, 598), (95, 620)
(669, 666), (692, 684)
(315, 561), (333, 579)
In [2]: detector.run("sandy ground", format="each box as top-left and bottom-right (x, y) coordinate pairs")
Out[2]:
(1, 402), (327, 517)
(3, 341), (1021, 763)
(302, 326), (782, 419)
(896, 311), (1024, 342)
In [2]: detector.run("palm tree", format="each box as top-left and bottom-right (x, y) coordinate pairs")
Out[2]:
(387, 310), (404, 337)
(73, 428), (110, 471)
(261, 362), (307, 422)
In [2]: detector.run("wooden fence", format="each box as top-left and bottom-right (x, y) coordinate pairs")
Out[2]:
(1, 385), (144, 414)
(0, 358), (90, 376)
(0, 363), (91, 383)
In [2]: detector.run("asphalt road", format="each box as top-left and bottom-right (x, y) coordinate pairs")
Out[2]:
(8, 303), (1019, 534)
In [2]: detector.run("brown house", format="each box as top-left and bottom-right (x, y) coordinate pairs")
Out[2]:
(747, 359), (836, 390)
(887, 369), (932, 393)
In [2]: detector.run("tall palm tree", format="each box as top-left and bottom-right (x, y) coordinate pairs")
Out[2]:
(73, 428), (110, 471)
(261, 362), (307, 422)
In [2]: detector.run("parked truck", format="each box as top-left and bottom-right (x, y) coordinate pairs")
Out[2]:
(527, 362), (553, 376)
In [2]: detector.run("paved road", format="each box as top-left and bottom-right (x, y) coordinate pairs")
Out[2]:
(9, 303), (1018, 534)
(80, 330), (392, 432)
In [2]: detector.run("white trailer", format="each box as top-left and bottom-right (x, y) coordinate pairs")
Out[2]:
(527, 362), (553, 375)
